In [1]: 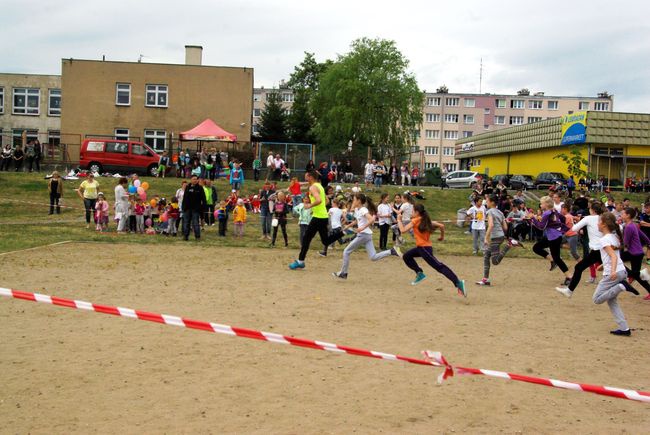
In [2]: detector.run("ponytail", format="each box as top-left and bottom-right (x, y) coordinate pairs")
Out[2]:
(413, 203), (435, 233)
(353, 193), (377, 215)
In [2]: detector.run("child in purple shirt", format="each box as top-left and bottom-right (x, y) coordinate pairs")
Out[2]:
(621, 207), (650, 298)
(528, 196), (571, 284)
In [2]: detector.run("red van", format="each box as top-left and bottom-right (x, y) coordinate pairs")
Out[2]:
(79, 139), (162, 176)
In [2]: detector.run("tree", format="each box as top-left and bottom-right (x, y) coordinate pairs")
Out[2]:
(554, 146), (590, 180)
(287, 52), (332, 96)
(258, 90), (287, 142)
(311, 37), (423, 158)
(287, 90), (314, 143)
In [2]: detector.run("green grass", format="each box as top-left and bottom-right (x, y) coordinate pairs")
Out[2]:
(1, 172), (648, 257)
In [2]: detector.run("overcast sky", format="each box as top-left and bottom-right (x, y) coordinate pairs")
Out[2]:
(3, 0), (649, 111)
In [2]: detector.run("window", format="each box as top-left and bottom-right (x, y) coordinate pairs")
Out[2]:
(48, 130), (60, 146)
(0, 87), (4, 113)
(252, 124), (260, 134)
(464, 98), (475, 108)
(426, 97), (441, 106)
(412, 129), (420, 139)
(424, 146), (438, 155)
(548, 100), (558, 110)
(443, 147), (454, 156)
(471, 159), (481, 167)
(132, 143), (153, 156)
(443, 130), (458, 140)
(495, 116), (505, 125)
(13, 88), (40, 115)
(12, 129), (38, 146)
(48, 89), (61, 116)
(528, 100), (543, 109)
(594, 102), (609, 111)
(116, 83), (131, 106)
(579, 102), (589, 110)
(281, 93), (294, 102)
(145, 84), (168, 107)
(445, 97), (459, 106)
(253, 108), (261, 117)
(484, 108), (490, 114)
(443, 163), (457, 172)
(495, 99), (506, 108)
(463, 131), (473, 138)
(105, 141), (129, 154)
(510, 116), (524, 125)
(510, 99), (524, 109)
(463, 114), (474, 124)
(144, 129), (166, 152)
(114, 128), (129, 140)
(425, 113), (440, 122)
(285, 108), (292, 116)
(425, 162), (438, 169)
(527, 117), (542, 124)
(425, 129), (440, 139)
(444, 114), (459, 123)
(253, 94), (261, 102)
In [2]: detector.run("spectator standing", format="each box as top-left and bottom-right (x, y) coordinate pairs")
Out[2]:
(76, 173), (100, 228)
(181, 175), (206, 241)
(47, 171), (63, 215)
(273, 154), (285, 181)
(1, 144), (12, 171)
(266, 151), (275, 181)
(252, 156), (261, 181)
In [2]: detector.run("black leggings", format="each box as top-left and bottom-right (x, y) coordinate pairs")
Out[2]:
(83, 198), (96, 223)
(532, 236), (568, 273)
(298, 217), (338, 261)
(621, 251), (650, 294)
(272, 220), (288, 246)
(379, 223), (390, 250)
(568, 249), (602, 291)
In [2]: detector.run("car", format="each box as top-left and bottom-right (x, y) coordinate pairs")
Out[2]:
(492, 174), (513, 187)
(444, 170), (484, 188)
(534, 172), (567, 189)
(510, 174), (535, 190)
(79, 139), (162, 176)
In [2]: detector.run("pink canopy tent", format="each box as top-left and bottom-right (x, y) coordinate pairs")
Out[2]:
(179, 118), (237, 142)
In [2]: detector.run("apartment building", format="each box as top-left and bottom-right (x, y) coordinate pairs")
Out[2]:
(61, 46), (254, 161)
(0, 73), (61, 148)
(417, 91), (613, 173)
(252, 84), (294, 137)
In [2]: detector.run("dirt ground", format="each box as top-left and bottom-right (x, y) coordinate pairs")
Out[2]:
(0, 242), (649, 434)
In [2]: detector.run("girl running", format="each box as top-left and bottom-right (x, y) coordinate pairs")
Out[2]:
(621, 207), (650, 298)
(528, 196), (571, 284)
(398, 203), (466, 296)
(331, 193), (400, 280)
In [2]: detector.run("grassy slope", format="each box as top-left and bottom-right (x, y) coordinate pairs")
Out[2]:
(1, 173), (647, 257)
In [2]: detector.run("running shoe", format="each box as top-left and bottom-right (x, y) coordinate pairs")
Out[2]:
(391, 247), (402, 257)
(289, 260), (305, 270)
(610, 329), (631, 336)
(555, 286), (572, 298)
(318, 251), (327, 257)
(475, 278), (491, 286)
(619, 282), (640, 295)
(549, 261), (557, 271)
(644, 294), (650, 301)
(562, 277), (571, 287)
(332, 272), (348, 280)
(411, 272), (427, 285)
(508, 238), (524, 248)
(456, 280), (467, 298)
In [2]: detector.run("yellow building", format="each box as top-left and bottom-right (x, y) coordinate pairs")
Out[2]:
(61, 46), (253, 161)
(455, 111), (650, 184)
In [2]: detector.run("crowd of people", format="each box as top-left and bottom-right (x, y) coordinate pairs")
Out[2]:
(0, 140), (44, 172)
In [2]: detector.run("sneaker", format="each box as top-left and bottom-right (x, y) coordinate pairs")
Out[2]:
(411, 272), (427, 286)
(619, 282), (640, 296)
(456, 280), (467, 298)
(289, 260), (305, 270)
(472, 250), (477, 255)
(610, 329), (631, 336)
(555, 286), (572, 298)
(644, 294), (650, 301)
(508, 238), (523, 248)
(332, 272), (348, 280)
(475, 278), (491, 286)
(391, 247), (402, 257)
(318, 251), (327, 257)
(549, 261), (557, 271)
(562, 277), (571, 287)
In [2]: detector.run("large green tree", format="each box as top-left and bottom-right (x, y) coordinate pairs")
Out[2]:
(311, 37), (423, 157)
(287, 90), (314, 143)
(258, 90), (287, 142)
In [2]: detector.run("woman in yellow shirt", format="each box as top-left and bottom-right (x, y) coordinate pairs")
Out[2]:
(76, 174), (100, 228)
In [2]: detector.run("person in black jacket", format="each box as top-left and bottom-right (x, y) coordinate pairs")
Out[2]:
(181, 175), (206, 240)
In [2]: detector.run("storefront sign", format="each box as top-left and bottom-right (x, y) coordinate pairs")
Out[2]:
(561, 111), (587, 145)
(461, 142), (474, 151)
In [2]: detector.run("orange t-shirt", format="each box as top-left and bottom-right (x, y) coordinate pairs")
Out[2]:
(411, 217), (432, 247)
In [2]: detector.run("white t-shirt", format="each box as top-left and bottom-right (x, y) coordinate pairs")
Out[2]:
(274, 158), (284, 169)
(467, 205), (486, 230)
(329, 207), (343, 230)
(599, 233), (625, 275)
(364, 163), (374, 176)
(553, 201), (564, 212)
(351, 186), (361, 193)
(355, 207), (373, 234)
(571, 215), (603, 250)
(400, 202), (413, 222)
(377, 203), (392, 225)
(266, 155), (274, 168)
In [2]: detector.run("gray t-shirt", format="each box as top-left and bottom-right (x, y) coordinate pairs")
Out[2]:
(487, 207), (505, 239)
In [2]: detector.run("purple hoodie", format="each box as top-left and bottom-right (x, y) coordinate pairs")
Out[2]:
(624, 222), (650, 255)
(530, 210), (563, 240)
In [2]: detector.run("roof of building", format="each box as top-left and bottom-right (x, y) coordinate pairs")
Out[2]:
(455, 111), (650, 159)
(423, 92), (612, 100)
(60, 58), (252, 71)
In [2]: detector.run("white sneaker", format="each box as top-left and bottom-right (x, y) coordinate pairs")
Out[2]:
(555, 286), (572, 298)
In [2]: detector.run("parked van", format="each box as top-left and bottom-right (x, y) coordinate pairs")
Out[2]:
(79, 139), (161, 176)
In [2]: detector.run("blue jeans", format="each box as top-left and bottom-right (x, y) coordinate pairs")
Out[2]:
(182, 210), (201, 239)
(374, 176), (383, 187)
(260, 209), (272, 236)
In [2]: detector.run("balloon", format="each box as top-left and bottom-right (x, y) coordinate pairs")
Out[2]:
(133, 179), (141, 188)
(141, 181), (150, 191)
(160, 213), (168, 222)
(150, 199), (157, 207)
(213, 209), (219, 219)
(139, 192), (146, 201)
(145, 218), (152, 227)
(128, 185), (137, 194)
(137, 186), (145, 195)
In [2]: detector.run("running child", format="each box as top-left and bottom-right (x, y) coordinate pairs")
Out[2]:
(319, 198), (345, 256)
(292, 195), (312, 247)
(528, 196), (571, 284)
(398, 203), (465, 296)
(621, 207), (650, 298)
(331, 193), (400, 279)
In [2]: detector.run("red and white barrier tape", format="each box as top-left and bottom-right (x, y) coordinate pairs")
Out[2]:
(1, 287), (648, 404)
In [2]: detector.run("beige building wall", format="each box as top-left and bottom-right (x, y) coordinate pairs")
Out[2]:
(0, 73), (61, 146)
(61, 59), (253, 161)
(417, 92), (613, 173)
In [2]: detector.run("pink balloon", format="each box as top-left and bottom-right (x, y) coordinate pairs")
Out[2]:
(139, 191), (147, 201)
(145, 218), (152, 227)
(133, 179), (141, 188)
(137, 186), (145, 195)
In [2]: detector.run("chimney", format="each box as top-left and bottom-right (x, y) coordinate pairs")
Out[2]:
(185, 45), (203, 66)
